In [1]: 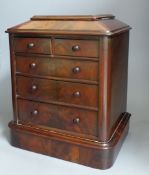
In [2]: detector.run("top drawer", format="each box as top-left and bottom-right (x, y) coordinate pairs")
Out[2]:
(53, 39), (99, 58)
(14, 38), (51, 54)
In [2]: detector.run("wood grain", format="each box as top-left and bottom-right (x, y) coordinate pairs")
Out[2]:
(31, 15), (115, 21)
(53, 39), (99, 57)
(16, 56), (99, 81)
(17, 99), (98, 136)
(14, 37), (51, 54)
(6, 15), (131, 36)
(6, 15), (131, 169)
(16, 76), (98, 108)
(9, 112), (130, 169)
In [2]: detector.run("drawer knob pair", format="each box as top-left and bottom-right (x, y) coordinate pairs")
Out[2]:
(31, 109), (80, 124)
(28, 43), (35, 48)
(73, 118), (80, 124)
(72, 45), (80, 52)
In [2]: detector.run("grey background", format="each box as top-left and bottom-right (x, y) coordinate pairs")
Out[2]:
(0, 0), (149, 174)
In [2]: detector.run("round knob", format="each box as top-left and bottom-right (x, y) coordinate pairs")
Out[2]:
(32, 109), (38, 115)
(72, 66), (80, 73)
(72, 45), (80, 52)
(73, 91), (80, 97)
(30, 62), (36, 69)
(31, 85), (37, 91)
(73, 118), (80, 124)
(28, 43), (35, 48)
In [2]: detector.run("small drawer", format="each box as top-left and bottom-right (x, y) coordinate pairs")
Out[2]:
(53, 39), (99, 57)
(18, 99), (98, 136)
(14, 37), (51, 54)
(16, 56), (98, 81)
(16, 76), (98, 108)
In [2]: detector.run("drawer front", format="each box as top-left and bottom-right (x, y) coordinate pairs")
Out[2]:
(16, 56), (98, 81)
(16, 76), (98, 108)
(14, 38), (51, 54)
(53, 39), (99, 57)
(18, 99), (98, 136)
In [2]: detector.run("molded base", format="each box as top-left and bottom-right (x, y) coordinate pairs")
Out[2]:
(8, 112), (131, 169)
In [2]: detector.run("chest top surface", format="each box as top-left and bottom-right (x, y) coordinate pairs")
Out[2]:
(6, 14), (131, 36)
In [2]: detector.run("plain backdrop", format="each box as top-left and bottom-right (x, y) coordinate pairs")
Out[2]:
(0, 1), (149, 175)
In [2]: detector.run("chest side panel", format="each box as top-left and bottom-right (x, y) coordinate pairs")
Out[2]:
(110, 32), (129, 131)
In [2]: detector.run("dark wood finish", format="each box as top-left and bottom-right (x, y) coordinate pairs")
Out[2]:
(53, 39), (99, 57)
(98, 32), (130, 141)
(6, 15), (131, 36)
(31, 14), (115, 21)
(6, 15), (131, 169)
(17, 99), (98, 136)
(9, 34), (19, 121)
(16, 76), (98, 107)
(110, 33), (129, 133)
(16, 56), (99, 81)
(14, 37), (51, 54)
(9, 112), (130, 169)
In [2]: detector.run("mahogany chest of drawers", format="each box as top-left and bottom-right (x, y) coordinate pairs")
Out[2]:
(6, 15), (131, 169)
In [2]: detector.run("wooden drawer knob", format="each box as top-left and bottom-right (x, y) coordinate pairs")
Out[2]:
(73, 118), (80, 124)
(30, 62), (36, 69)
(32, 109), (38, 115)
(72, 45), (80, 52)
(73, 66), (80, 73)
(31, 85), (37, 91)
(28, 43), (35, 48)
(73, 91), (80, 97)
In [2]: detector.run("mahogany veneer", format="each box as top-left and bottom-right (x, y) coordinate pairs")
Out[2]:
(6, 14), (131, 169)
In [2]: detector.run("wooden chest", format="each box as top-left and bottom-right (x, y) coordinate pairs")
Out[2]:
(6, 15), (131, 169)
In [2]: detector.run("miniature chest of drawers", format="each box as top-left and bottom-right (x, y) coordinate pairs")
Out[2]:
(6, 15), (131, 169)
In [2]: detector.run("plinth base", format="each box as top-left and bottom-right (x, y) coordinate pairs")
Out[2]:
(8, 112), (131, 169)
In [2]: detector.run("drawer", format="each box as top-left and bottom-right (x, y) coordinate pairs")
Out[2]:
(18, 99), (98, 136)
(16, 56), (98, 81)
(16, 76), (98, 108)
(14, 38), (51, 54)
(53, 39), (99, 57)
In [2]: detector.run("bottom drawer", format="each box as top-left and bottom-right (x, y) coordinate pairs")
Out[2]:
(17, 99), (98, 137)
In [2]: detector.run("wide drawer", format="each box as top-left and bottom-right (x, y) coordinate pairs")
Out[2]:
(16, 76), (98, 108)
(53, 39), (99, 57)
(17, 99), (98, 136)
(16, 56), (98, 81)
(14, 37), (51, 54)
